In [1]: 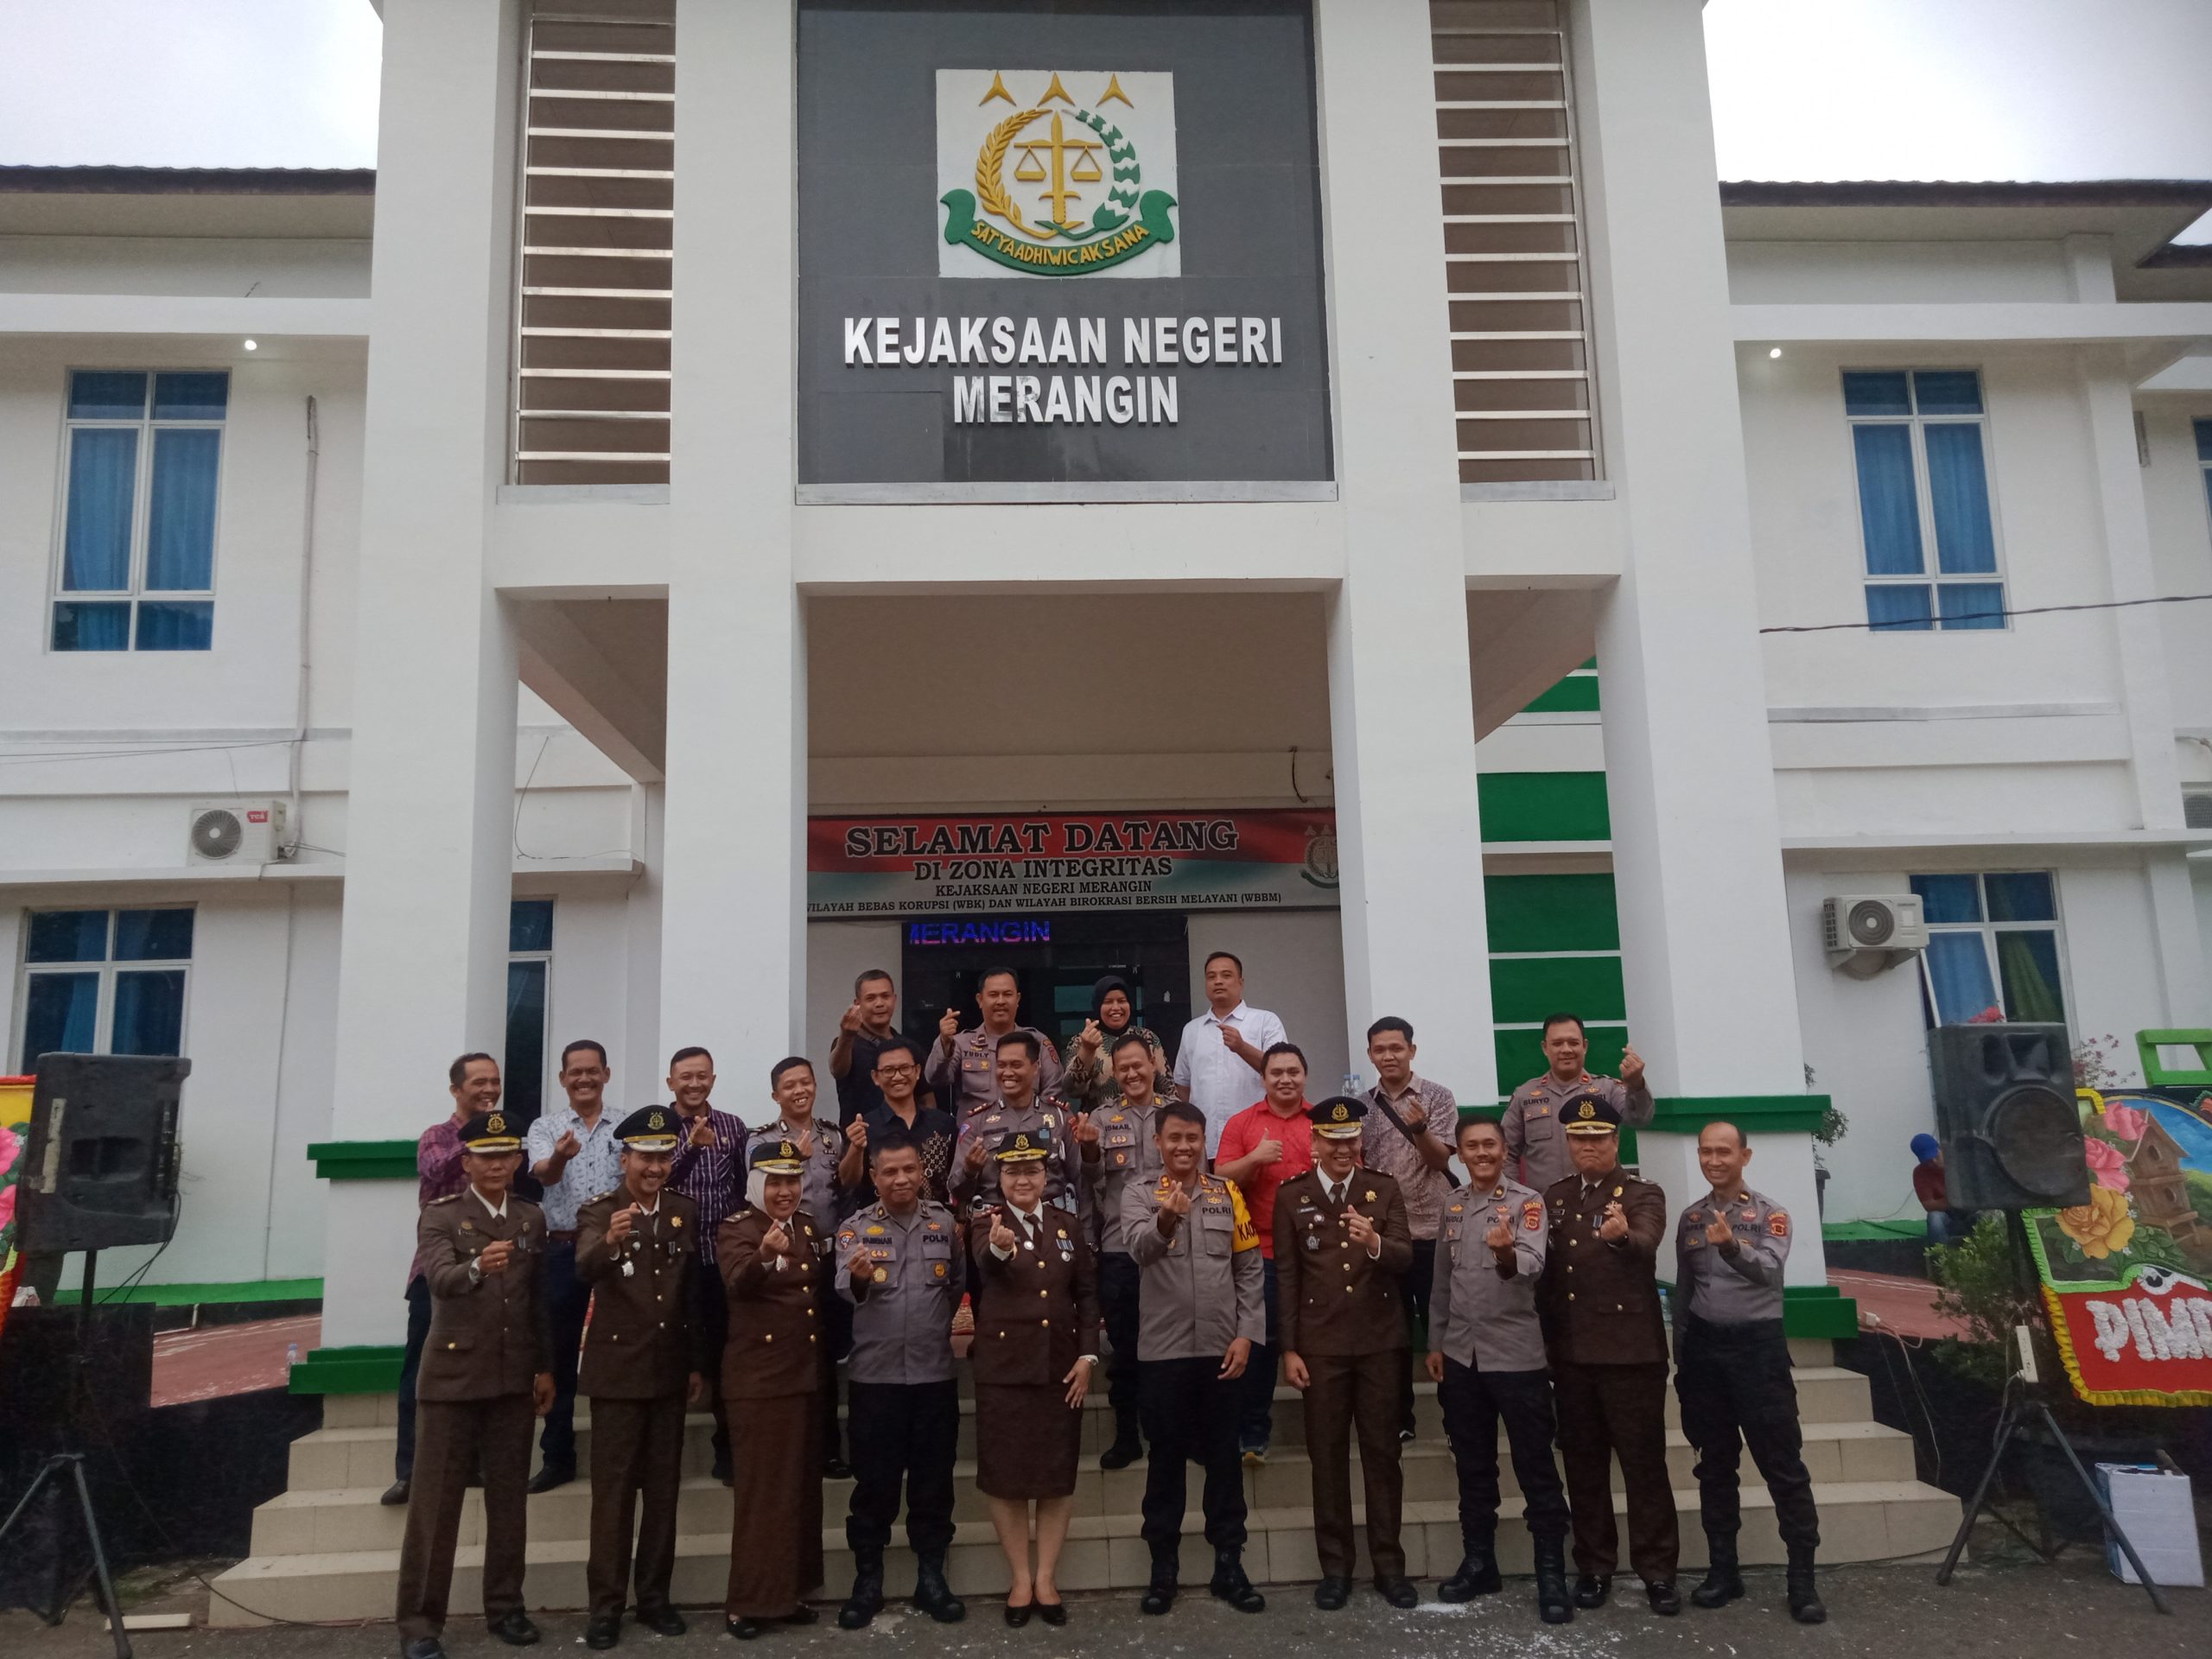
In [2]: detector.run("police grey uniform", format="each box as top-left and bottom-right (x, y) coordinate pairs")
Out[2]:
(1500, 1071), (1653, 1193)
(1428, 1179), (1571, 1593)
(1673, 1186), (1821, 1602)
(1122, 1171), (1267, 1588)
(1084, 1094), (1164, 1464)
(949, 1095), (1085, 1222)
(833, 1195), (966, 1619)
(925, 1023), (1064, 1116)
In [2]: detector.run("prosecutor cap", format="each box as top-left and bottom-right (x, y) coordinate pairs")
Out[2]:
(614, 1104), (681, 1153)
(1561, 1093), (1623, 1136)
(459, 1111), (522, 1154)
(750, 1137), (805, 1176)
(1309, 1096), (1369, 1140)
(995, 1127), (1052, 1163)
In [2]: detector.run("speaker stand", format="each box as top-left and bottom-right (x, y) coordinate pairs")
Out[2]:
(1932, 1218), (2169, 1614)
(0, 1249), (135, 1658)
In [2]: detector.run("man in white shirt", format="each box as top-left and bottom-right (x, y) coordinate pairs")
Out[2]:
(1173, 951), (1287, 1154)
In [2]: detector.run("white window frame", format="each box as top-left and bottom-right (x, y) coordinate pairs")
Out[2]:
(1911, 871), (2072, 1032)
(13, 906), (196, 1068)
(48, 368), (228, 652)
(1843, 366), (2011, 632)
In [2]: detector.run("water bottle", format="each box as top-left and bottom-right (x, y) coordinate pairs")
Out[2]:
(1342, 1071), (1363, 1098)
(286, 1341), (301, 1370)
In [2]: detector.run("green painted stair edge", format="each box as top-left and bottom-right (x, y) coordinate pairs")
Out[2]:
(48, 1276), (323, 1307)
(307, 1138), (418, 1180)
(1781, 1284), (1859, 1341)
(290, 1344), (406, 1395)
(2136, 1027), (2212, 1089)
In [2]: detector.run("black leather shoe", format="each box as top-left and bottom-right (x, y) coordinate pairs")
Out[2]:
(524, 1465), (573, 1495)
(1438, 1550), (1502, 1601)
(1692, 1565), (1744, 1609)
(1786, 1551), (1827, 1624)
(1100, 1414), (1145, 1470)
(823, 1456), (850, 1480)
(912, 1552), (965, 1624)
(1035, 1599), (1066, 1627)
(1376, 1575), (1420, 1609)
(1533, 1537), (1573, 1625)
(1313, 1576), (1351, 1611)
(1646, 1580), (1681, 1616)
(726, 1618), (763, 1640)
(584, 1618), (620, 1650)
(1209, 1551), (1266, 1613)
(1003, 1600), (1032, 1628)
(488, 1612), (541, 1647)
(709, 1455), (733, 1486)
(401, 1640), (446, 1659)
(1140, 1564), (1177, 1616)
(381, 1479), (411, 1507)
(636, 1605), (685, 1637)
(1573, 1573), (1611, 1610)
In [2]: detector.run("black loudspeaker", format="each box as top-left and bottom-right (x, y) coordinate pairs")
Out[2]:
(18, 1052), (189, 1254)
(1928, 1023), (2089, 1210)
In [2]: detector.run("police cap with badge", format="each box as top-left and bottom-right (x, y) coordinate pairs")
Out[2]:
(1561, 1093), (1623, 1135)
(613, 1103), (681, 1152)
(1307, 1096), (1369, 1139)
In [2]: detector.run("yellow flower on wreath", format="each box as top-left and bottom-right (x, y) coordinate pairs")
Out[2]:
(2056, 1184), (2135, 1259)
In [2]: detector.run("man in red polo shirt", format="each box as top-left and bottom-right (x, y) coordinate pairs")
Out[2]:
(1214, 1042), (1318, 1462)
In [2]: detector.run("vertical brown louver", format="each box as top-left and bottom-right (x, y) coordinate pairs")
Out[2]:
(513, 1), (674, 486)
(1431, 0), (1599, 484)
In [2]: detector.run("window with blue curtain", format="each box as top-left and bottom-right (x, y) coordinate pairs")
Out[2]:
(52, 369), (226, 652)
(1908, 872), (2065, 1028)
(16, 906), (194, 1069)
(1844, 369), (2006, 632)
(506, 899), (556, 1122)
(2196, 418), (2212, 523)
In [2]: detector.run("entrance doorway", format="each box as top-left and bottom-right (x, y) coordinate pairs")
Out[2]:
(899, 912), (1192, 1068)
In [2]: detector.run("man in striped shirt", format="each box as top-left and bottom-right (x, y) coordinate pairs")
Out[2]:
(664, 1045), (747, 1484)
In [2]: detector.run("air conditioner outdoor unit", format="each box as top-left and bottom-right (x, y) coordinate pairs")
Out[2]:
(1821, 893), (1928, 980)
(187, 800), (288, 865)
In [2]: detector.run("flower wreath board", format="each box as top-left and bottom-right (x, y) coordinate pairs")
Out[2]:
(2021, 1089), (2212, 1406)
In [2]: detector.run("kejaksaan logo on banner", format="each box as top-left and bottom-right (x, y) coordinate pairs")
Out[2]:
(937, 70), (1179, 278)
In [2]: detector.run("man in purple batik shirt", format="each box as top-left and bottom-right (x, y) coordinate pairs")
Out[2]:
(664, 1044), (749, 1483)
(384, 1052), (501, 1506)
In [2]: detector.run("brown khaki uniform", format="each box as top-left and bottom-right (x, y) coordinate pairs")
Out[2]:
(396, 1190), (550, 1643)
(574, 1187), (701, 1622)
(1538, 1169), (1676, 1585)
(718, 1206), (831, 1619)
(1274, 1168), (1414, 1580)
(968, 1205), (1103, 1499)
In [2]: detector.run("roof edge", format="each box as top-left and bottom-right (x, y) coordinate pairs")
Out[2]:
(1720, 178), (2212, 211)
(0, 165), (375, 197)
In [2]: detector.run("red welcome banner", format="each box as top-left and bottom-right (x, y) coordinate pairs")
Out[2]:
(2023, 1090), (2212, 1407)
(807, 810), (1339, 918)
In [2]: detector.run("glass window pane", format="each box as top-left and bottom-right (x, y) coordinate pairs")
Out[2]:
(134, 601), (214, 651)
(1910, 874), (1983, 924)
(1996, 930), (2065, 1023)
(1842, 371), (1911, 417)
(1913, 370), (1984, 416)
(27, 909), (111, 963)
(152, 372), (229, 421)
(114, 908), (194, 961)
(1984, 871), (2056, 923)
(505, 960), (549, 1122)
(53, 601), (132, 652)
(145, 428), (219, 589)
(1924, 423), (1997, 574)
(111, 969), (187, 1056)
(69, 371), (148, 421)
(22, 972), (101, 1066)
(60, 427), (138, 591)
(1852, 424), (1923, 574)
(1923, 932), (1999, 1025)
(1866, 583), (1933, 632)
(1937, 582), (2005, 631)
(509, 899), (555, 954)
(2195, 417), (2212, 462)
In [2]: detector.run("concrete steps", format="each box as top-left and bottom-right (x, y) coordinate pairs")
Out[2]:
(209, 1339), (1955, 1627)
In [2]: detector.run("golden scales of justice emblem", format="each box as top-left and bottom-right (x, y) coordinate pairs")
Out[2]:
(941, 71), (1177, 275)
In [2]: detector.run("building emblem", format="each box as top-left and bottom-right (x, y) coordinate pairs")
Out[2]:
(1300, 827), (1339, 890)
(937, 71), (1180, 278)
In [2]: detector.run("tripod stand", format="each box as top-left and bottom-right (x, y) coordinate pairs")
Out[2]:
(0, 1249), (135, 1659)
(1932, 1216), (2169, 1615)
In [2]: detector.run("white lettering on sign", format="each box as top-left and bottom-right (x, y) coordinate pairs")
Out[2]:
(842, 314), (1281, 424)
(2086, 1294), (2212, 1361)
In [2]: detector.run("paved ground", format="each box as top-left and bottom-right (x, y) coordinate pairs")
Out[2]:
(3, 1539), (2202, 1659)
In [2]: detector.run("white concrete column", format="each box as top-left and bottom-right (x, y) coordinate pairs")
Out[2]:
(658, 0), (806, 1086)
(323, 0), (523, 1346)
(1314, 0), (1498, 1103)
(1570, 0), (1820, 1277)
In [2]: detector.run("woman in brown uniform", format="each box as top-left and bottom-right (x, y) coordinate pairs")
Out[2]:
(718, 1138), (830, 1639)
(969, 1128), (1102, 1624)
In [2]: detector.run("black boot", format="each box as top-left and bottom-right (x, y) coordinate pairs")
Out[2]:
(1692, 1532), (1744, 1609)
(1209, 1548), (1266, 1613)
(1437, 1547), (1501, 1601)
(1140, 1547), (1178, 1615)
(837, 1549), (883, 1630)
(1100, 1409), (1145, 1470)
(1786, 1548), (1827, 1624)
(1533, 1536), (1573, 1625)
(912, 1550), (966, 1623)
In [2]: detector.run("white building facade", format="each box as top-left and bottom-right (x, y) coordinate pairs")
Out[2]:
(3, 0), (2210, 1355)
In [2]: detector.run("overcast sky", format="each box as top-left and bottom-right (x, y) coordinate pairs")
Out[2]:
(1, 0), (2207, 238)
